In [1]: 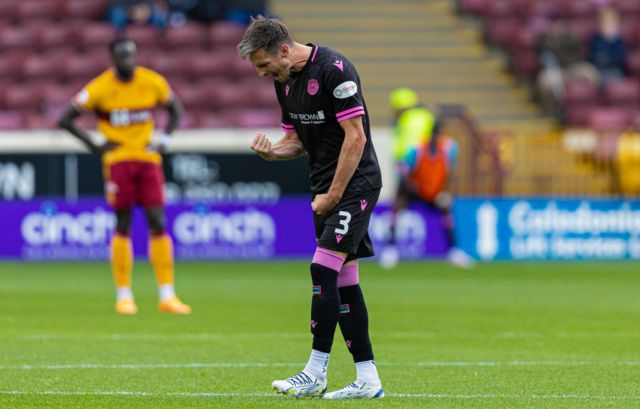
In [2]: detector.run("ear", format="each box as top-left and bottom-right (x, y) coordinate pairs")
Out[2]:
(280, 43), (290, 57)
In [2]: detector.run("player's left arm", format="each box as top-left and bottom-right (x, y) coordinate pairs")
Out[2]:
(312, 116), (366, 215)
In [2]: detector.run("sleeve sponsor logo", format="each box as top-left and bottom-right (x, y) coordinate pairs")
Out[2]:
(333, 81), (358, 99)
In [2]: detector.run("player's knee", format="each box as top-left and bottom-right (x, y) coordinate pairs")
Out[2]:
(145, 209), (166, 234)
(115, 211), (132, 235)
(311, 247), (345, 273)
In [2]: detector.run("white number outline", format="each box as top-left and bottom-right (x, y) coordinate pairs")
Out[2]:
(335, 211), (351, 235)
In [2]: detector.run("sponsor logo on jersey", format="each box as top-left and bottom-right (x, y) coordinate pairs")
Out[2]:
(288, 110), (326, 124)
(307, 79), (319, 96)
(333, 81), (358, 99)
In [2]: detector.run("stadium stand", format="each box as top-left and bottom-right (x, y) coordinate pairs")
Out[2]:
(0, 0), (278, 130)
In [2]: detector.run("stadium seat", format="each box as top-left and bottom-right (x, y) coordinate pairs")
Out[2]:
(195, 111), (230, 128)
(483, 0), (520, 18)
(565, 104), (597, 127)
(603, 78), (640, 106)
(520, 0), (562, 18)
(76, 23), (117, 49)
(628, 50), (640, 78)
(173, 84), (208, 109)
(614, 0), (640, 16)
(511, 49), (540, 77)
(124, 26), (161, 48)
(209, 22), (245, 47)
(588, 108), (630, 130)
(37, 25), (75, 50)
(459, 0), (486, 15)
(0, 111), (23, 130)
(563, 0), (597, 18)
(16, 0), (63, 21)
(0, 26), (39, 50)
(61, 0), (108, 20)
(222, 108), (279, 128)
(62, 51), (109, 80)
(565, 80), (599, 106)
(183, 52), (230, 78)
(163, 24), (208, 49)
(22, 54), (64, 80)
(511, 27), (538, 50)
(0, 1), (18, 21)
(567, 19), (596, 43)
(0, 52), (27, 80)
(149, 54), (186, 77)
(3, 85), (42, 110)
(486, 18), (519, 47)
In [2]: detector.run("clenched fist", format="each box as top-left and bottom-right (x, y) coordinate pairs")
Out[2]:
(250, 133), (274, 160)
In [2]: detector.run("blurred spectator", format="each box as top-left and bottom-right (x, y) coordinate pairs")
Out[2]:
(107, 0), (168, 31)
(587, 7), (628, 85)
(535, 15), (599, 116)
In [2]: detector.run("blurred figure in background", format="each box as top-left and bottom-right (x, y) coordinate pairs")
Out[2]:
(535, 15), (599, 117)
(107, 0), (168, 31)
(58, 38), (190, 315)
(587, 6), (628, 85)
(380, 88), (473, 269)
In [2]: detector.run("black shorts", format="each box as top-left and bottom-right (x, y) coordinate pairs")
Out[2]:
(314, 188), (381, 261)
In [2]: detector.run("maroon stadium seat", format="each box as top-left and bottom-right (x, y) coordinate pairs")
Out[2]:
(484, 0), (519, 18)
(62, 51), (109, 80)
(520, 0), (562, 18)
(0, 111), (24, 130)
(614, 0), (640, 16)
(76, 23), (117, 49)
(0, 1), (18, 21)
(0, 52), (27, 80)
(173, 84), (208, 109)
(511, 27), (538, 50)
(149, 54), (186, 77)
(16, 0), (63, 21)
(618, 18), (638, 47)
(124, 26), (161, 48)
(565, 80), (599, 105)
(566, 104), (598, 127)
(183, 52), (231, 78)
(588, 108), (631, 130)
(459, 0), (486, 15)
(628, 50), (640, 78)
(222, 108), (279, 128)
(3, 85), (42, 110)
(22, 54), (64, 80)
(195, 111), (230, 128)
(62, 0), (108, 20)
(163, 23), (208, 49)
(37, 25), (75, 50)
(511, 49), (540, 77)
(563, 0), (597, 18)
(0, 26), (39, 50)
(604, 78), (640, 106)
(486, 18), (519, 47)
(568, 18), (596, 43)
(209, 22), (245, 47)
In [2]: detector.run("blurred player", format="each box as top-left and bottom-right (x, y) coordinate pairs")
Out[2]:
(380, 87), (474, 269)
(238, 17), (384, 399)
(58, 38), (191, 315)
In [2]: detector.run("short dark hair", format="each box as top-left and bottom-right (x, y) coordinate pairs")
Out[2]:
(237, 16), (293, 59)
(109, 37), (135, 54)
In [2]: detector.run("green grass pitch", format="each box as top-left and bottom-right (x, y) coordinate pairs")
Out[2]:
(0, 261), (638, 408)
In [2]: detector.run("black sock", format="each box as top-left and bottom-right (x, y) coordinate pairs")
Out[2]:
(338, 284), (374, 362)
(310, 263), (340, 353)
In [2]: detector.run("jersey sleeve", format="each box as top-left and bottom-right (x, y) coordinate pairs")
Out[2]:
(154, 73), (172, 105)
(323, 57), (366, 122)
(73, 78), (102, 111)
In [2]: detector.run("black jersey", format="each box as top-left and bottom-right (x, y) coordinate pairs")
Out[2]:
(274, 44), (382, 195)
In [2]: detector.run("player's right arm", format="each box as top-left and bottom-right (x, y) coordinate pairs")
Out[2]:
(57, 104), (110, 154)
(58, 81), (115, 154)
(250, 132), (306, 161)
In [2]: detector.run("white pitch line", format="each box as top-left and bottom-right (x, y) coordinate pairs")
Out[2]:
(1, 361), (639, 370)
(1, 390), (639, 400)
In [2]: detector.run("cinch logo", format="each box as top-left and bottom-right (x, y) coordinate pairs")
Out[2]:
(21, 203), (116, 246)
(288, 111), (325, 121)
(173, 208), (276, 245)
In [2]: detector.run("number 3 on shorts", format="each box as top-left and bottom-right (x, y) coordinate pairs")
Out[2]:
(335, 211), (351, 235)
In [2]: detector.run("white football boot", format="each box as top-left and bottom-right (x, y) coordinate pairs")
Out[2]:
(323, 381), (384, 399)
(272, 371), (327, 398)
